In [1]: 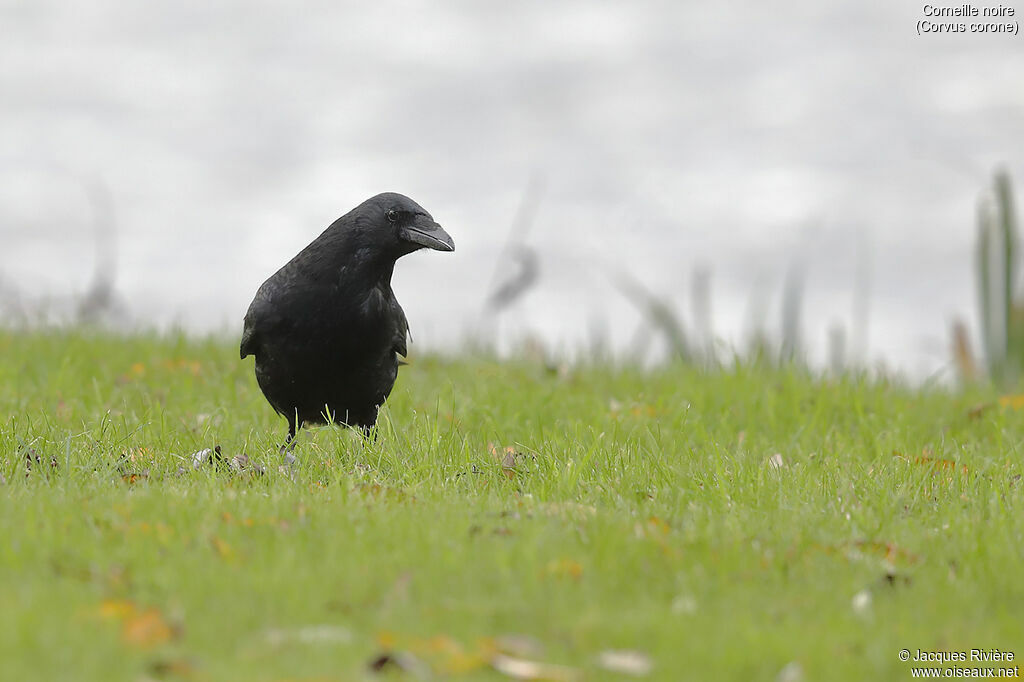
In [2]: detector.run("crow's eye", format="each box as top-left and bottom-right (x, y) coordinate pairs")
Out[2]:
(386, 209), (399, 223)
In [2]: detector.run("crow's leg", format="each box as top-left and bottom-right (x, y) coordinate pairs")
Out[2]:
(361, 405), (382, 442)
(279, 414), (298, 456)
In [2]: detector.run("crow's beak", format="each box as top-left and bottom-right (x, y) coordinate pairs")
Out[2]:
(401, 215), (454, 252)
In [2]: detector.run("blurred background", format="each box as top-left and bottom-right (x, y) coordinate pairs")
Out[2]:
(2, 0), (1022, 379)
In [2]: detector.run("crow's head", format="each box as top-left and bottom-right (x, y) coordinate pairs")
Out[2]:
(358, 192), (455, 256)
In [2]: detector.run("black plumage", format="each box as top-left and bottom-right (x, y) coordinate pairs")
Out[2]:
(240, 192), (454, 445)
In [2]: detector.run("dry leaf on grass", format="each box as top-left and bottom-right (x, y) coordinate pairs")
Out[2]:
(850, 539), (919, 566)
(190, 446), (225, 470)
(122, 609), (175, 647)
(97, 599), (137, 621)
(489, 443), (536, 479)
(367, 651), (431, 678)
(967, 402), (993, 419)
(914, 456), (968, 476)
(892, 449), (969, 477)
(608, 400), (660, 419)
(635, 516), (670, 538)
(369, 632), (578, 681)
(545, 558), (583, 581)
(120, 471), (149, 484)
(808, 539), (919, 573)
(97, 599), (180, 649)
(210, 536), (236, 561)
(491, 654), (580, 681)
(117, 447), (153, 484)
(230, 453), (265, 475)
(596, 649), (653, 676)
(351, 483), (415, 503)
(969, 392), (1024, 416)
(371, 633), (487, 676)
(494, 634), (545, 658)
(998, 394), (1024, 409)
(777, 661), (804, 682)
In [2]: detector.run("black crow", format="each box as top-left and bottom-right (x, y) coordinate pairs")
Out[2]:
(240, 192), (454, 447)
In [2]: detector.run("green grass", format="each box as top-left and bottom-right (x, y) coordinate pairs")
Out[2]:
(1, 330), (1022, 681)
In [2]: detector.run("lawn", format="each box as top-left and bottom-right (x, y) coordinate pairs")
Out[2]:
(1, 330), (1022, 681)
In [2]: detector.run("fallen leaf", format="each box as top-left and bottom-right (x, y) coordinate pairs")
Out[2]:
(999, 394), (1024, 409)
(230, 453), (265, 475)
(629, 404), (658, 418)
(191, 446), (225, 470)
(375, 631), (398, 649)
(968, 402), (993, 419)
(777, 661), (804, 682)
(494, 635), (544, 658)
(808, 539), (919, 571)
(351, 483), (414, 503)
(489, 443), (536, 479)
(210, 536), (235, 561)
(367, 651), (430, 678)
(854, 540), (919, 567)
(914, 456), (968, 476)
(97, 599), (137, 621)
(643, 516), (670, 535)
(122, 607), (176, 648)
(162, 358), (202, 376)
(767, 453), (785, 469)
(596, 649), (653, 676)
(370, 634), (488, 676)
(893, 449), (968, 477)
(847, 540), (921, 565)
(491, 654), (580, 681)
(545, 559), (583, 581)
(608, 400), (659, 418)
(117, 448), (153, 483)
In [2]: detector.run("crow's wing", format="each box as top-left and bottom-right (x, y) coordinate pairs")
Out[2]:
(389, 296), (409, 359)
(240, 304), (263, 359)
(240, 265), (312, 359)
(240, 278), (285, 359)
(240, 316), (258, 359)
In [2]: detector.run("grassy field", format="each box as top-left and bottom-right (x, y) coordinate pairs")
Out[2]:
(1, 330), (1022, 681)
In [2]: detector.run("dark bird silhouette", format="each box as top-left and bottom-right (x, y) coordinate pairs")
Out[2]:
(240, 192), (454, 447)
